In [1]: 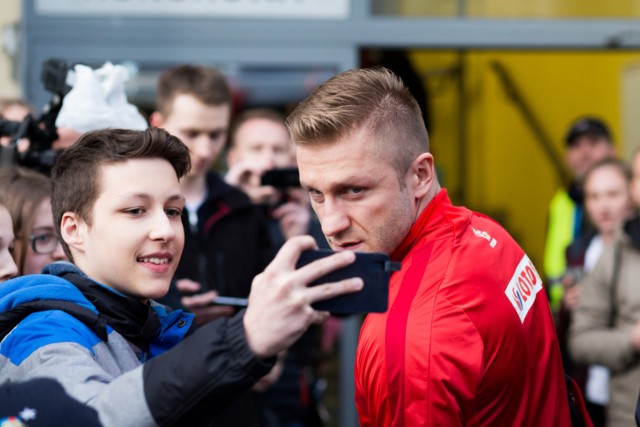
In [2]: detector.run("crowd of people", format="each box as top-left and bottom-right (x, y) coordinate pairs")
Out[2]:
(1, 61), (640, 427)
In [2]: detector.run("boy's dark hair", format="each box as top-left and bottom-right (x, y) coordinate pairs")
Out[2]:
(155, 64), (231, 117)
(51, 127), (191, 260)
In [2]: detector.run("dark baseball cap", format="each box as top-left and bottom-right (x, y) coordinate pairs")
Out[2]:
(565, 117), (613, 146)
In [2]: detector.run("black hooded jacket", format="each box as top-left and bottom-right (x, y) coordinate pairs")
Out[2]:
(160, 172), (274, 309)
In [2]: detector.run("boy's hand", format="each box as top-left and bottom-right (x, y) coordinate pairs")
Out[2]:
(243, 236), (363, 359)
(177, 279), (234, 325)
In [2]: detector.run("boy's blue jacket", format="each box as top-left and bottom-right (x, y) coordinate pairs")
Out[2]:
(0, 262), (273, 427)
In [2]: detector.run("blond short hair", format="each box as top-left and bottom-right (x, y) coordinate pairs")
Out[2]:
(286, 67), (429, 179)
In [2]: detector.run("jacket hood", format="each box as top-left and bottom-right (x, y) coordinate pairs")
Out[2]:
(0, 263), (105, 342)
(0, 261), (192, 355)
(0, 263), (97, 315)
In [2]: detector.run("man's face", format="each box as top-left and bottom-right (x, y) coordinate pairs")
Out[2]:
(228, 118), (293, 169)
(565, 136), (614, 180)
(297, 128), (417, 254)
(155, 94), (230, 180)
(67, 158), (185, 300)
(584, 165), (631, 237)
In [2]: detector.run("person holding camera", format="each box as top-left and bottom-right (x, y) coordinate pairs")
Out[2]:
(226, 108), (331, 427)
(226, 108), (325, 248)
(287, 67), (572, 426)
(150, 65), (278, 426)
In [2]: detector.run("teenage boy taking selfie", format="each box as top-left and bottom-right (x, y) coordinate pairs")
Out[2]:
(0, 127), (363, 427)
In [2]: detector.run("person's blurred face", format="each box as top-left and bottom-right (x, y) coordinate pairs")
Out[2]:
(51, 127), (83, 150)
(297, 127), (418, 255)
(0, 103), (30, 148)
(631, 151), (640, 207)
(1, 104), (29, 122)
(19, 198), (66, 275)
(228, 118), (293, 169)
(565, 136), (614, 180)
(0, 205), (18, 282)
(584, 165), (632, 237)
(154, 94), (230, 181)
(61, 159), (185, 300)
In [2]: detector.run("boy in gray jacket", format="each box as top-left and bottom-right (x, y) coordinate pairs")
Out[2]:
(0, 127), (363, 427)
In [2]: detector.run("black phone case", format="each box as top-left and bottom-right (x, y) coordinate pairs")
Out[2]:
(296, 249), (399, 314)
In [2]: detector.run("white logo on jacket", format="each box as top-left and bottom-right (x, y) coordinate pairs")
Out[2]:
(505, 255), (543, 322)
(471, 227), (497, 248)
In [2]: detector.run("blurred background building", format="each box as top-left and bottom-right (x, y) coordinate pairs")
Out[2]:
(4, 1), (640, 426)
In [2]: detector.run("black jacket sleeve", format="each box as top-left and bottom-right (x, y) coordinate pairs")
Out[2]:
(142, 311), (275, 426)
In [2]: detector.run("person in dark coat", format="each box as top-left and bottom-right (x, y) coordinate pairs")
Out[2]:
(150, 65), (276, 427)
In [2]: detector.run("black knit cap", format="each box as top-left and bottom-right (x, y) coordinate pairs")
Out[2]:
(0, 378), (101, 426)
(565, 117), (612, 146)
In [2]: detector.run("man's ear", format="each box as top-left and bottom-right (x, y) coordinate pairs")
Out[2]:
(410, 152), (436, 199)
(149, 111), (164, 128)
(60, 212), (85, 254)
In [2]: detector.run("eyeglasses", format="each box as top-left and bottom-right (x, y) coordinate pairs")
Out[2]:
(29, 232), (60, 255)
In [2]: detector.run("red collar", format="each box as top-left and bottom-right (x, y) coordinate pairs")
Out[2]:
(390, 189), (462, 261)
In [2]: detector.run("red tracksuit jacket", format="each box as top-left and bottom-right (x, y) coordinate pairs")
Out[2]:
(355, 190), (571, 426)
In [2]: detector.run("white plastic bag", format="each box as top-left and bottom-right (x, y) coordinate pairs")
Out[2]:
(55, 62), (148, 132)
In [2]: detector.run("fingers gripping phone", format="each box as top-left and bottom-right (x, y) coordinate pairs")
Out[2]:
(212, 250), (400, 314)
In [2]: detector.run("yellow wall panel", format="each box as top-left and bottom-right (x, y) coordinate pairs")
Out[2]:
(409, 50), (640, 268)
(383, 0), (640, 17)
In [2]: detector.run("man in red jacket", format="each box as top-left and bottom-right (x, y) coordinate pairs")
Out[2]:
(287, 67), (572, 426)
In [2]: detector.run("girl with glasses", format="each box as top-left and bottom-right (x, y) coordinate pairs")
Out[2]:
(0, 165), (66, 275)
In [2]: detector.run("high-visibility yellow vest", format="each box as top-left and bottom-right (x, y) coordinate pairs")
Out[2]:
(543, 188), (582, 311)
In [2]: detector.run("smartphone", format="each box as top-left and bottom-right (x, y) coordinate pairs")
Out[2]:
(212, 250), (400, 314)
(211, 296), (249, 307)
(260, 167), (301, 188)
(296, 249), (399, 314)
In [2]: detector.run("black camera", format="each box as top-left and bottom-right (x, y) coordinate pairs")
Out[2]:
(260, 167), (301, 188)
(0, 58), (73, 174)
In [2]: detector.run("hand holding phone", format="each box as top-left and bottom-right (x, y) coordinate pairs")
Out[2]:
(215, 250), (399, 314)
(296, 249), (399, 313)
